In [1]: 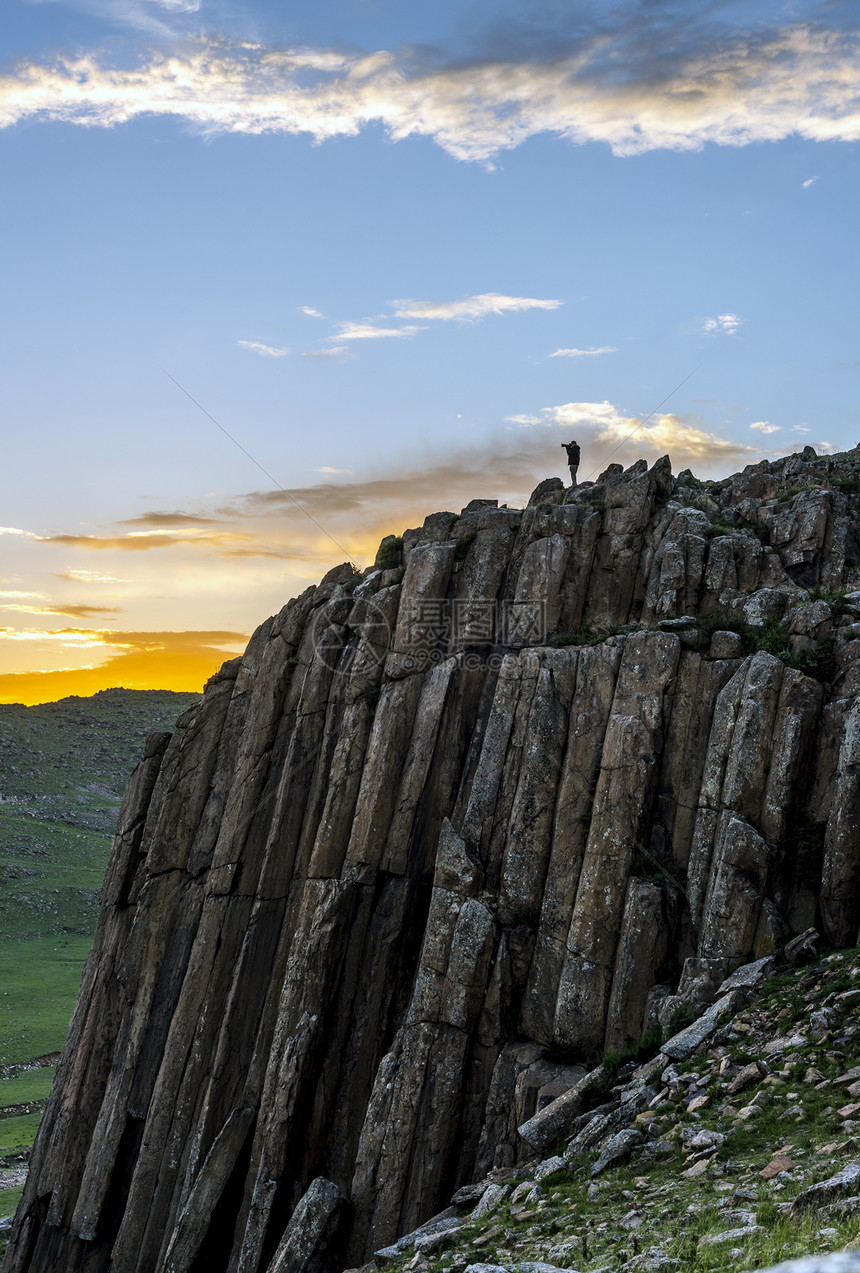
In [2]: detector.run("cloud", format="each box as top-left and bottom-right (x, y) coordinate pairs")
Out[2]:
(0, 628), (247, 705)
(2, 22), (859, 162)
(702, 313), (742, 335)
(301, 346), (354, 362)
(120, 510), (221, 527)
(792, 425), (811, 433)
(301, 306), (324, 318)
(2, 602), (125, 618)
(802, 175), (820, 188)
(510, 399), (760, 471)
(0, 526), (32, 537)
(549, 345), (617, 358)
(36, 528), (289, 554)
(393, 293), (562, 321)
(750, 421), (780, 434)
(334, 322), (425, 341)
(54, 569), (131, 582)
(314, 467), (353, 474)
(238, 340), (290, 358)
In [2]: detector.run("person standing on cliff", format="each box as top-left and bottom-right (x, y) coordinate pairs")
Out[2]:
(562, 440), (580, 485)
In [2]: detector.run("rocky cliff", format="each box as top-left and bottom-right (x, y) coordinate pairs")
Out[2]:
(6, 446), (860, 1273)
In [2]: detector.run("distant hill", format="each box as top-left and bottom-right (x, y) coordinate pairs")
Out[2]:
(0, 687), (202, 834)
(0, 688), (201, 1222)
(0, 687), (200, 943)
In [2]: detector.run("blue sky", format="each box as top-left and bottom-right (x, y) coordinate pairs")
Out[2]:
(1, 0), (858, 699)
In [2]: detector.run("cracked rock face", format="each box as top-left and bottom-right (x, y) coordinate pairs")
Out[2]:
(7, 447), (860, 1273)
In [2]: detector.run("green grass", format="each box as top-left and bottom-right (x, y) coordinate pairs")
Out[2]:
(552, 630), (605, 648)
(0, 1185), (24, 1220)
(0, 808), (106, 942)
(0, 935), (92, 1068)
(0, 1067), (55, 1109)
(0, 1112), (43, 1157)
(0, 689), (197, 1199)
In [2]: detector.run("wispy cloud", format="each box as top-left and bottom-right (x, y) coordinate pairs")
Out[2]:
(21, 0), (202, 38)
(120, 510), (221, 527)
(393, 293), (562, 321)
(0, 526), (32, 537)
(2, 602), (125, 619)
(549, 345), (617, 358)
(702, 313), (742, 335)
(2, 23), (859, 163)
(334, 322), (425, 341)
(300, 306), (324, 318)
(802, 175), (820, 188)
(750, 420), (780, 434)
(301, 345), (354, 361)
(54, 569), (131, 583)
(314, 466), (353, 474)
(237, 339), (290, 358)
(36, 528), (280, 554)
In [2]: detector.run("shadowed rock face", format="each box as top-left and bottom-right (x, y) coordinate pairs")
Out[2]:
(7, 447), (860, 1273)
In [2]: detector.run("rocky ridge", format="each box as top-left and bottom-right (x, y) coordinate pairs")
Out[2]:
(6, 445), (860, 1273)
(361, 942), (860, 1273)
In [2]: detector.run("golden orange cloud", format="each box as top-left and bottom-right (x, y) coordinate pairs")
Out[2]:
(0, 629), (247, 705)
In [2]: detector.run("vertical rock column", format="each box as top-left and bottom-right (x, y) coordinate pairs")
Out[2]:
(553, 631), (681, 1055)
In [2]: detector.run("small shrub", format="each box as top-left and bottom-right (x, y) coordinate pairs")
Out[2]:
(703, 522), (736, 539)
(552, 630), (603, 648)
(791, 636), (837, 683)
(453, 530), (478, 561)
(376, 536), (403, 570)
(809, 587), (851, 618)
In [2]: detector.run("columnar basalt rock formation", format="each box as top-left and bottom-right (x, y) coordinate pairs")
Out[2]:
(7, 446), (860, 1273)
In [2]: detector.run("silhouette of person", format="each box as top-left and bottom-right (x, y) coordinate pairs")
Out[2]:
(562, 440), (581, 485)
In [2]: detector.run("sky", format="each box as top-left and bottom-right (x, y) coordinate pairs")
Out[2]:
(0, 0), (858, 703)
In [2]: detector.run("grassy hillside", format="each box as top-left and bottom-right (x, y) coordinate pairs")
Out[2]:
(0, 688), (200, 1225)
(376, 950), (860, 1273)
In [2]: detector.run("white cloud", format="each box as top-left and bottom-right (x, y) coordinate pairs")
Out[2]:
(702, 313), (742, 335)
(23, 0), (202, 38)
(393, 293), (562, 321)
(0, 526), (31, 537)
(750, 421), (780, 433)
(301, 306), (324, 318)
(301, 346), (354, 361)
(334, 322), (425, 340)
(802, 175), (820, 188)
(237, 340), (290, 358)
(313, 466), (353, 474)
(57, 569), (131, 582)
(511, 399), (760, 470)
(2, 25), (859, 163)
(792, 425), (811, 433)
(549, 345), (617, 358)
